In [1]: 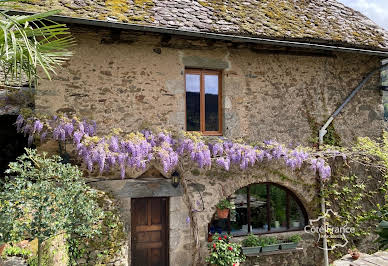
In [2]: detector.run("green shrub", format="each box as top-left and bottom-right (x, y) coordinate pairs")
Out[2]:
(1, 245), (31, 259)
(216, 199), (234, 210)
(241, 234), (260, 247)
(376, 220), (388, 249)
(288, 234), (302, 243)
(206, 235), (245, 265)
(257, 236), (279, 247)
(0, 149), (104, 266)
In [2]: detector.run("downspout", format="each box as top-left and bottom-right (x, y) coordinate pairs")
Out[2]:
(319, 62), (388, 266)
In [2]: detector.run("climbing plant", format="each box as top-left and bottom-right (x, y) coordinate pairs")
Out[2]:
(15, 111), (335, 180)
(321, 133), (388, 249)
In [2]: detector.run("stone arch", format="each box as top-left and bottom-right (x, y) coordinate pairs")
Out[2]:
(183, 162), (318, 263)
(206, 178), (313, 223)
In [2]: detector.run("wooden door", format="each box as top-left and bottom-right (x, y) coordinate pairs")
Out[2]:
(131, 197), (169, 266)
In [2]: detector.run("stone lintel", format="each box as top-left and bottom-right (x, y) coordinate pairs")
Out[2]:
(90, 177), (183, 198)
(182, 56), (229, 70)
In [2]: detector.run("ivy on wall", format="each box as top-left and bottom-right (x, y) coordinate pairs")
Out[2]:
(321, 133), (388, 255)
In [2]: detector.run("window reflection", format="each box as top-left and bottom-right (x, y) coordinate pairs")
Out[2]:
(208, 183), (307, 237)
(290, 196), (305, 229)
(230, 187), (248, 235)
(185, 74), (200, 131)
(382, 60), (388, 122)
(204, 75), (219, 131)
(270, 185), (287, 232)
(250, 184), (268, 233)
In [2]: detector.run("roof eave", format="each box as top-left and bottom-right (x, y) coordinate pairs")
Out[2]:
(7, 9), (388, 57)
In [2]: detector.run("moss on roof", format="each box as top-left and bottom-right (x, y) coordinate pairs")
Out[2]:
(8, 0), (388, 50)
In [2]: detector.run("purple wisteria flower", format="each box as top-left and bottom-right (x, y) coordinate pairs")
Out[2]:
(15, 114), (335, 181)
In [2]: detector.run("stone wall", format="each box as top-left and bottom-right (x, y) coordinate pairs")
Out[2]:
(35, 25), (384, 147)
(180, 158), (320, 265)
(89, 171), (192, 266)
(32, 24), (385, 266)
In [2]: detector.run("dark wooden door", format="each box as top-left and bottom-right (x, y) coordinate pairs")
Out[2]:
(131, 197), (169, 266)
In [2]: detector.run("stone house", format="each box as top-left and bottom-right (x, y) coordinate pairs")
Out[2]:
(3, 0), (388, 265)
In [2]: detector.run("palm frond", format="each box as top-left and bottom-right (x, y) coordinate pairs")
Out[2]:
(0, 9), (74, 87)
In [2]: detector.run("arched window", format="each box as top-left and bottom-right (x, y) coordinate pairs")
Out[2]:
(209, 183), (308, 236)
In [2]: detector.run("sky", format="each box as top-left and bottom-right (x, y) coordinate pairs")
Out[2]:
(338, 0), (388, 30)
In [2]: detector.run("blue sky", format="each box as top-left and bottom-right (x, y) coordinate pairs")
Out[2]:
(338, 0), (388, 30)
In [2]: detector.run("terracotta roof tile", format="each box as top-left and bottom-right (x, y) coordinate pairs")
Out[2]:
(8, 0), (388, 50)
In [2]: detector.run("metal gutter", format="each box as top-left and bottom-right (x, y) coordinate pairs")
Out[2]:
(6, 9), (388, 57)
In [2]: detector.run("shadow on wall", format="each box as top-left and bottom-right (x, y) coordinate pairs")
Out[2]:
(0, 115), (29, 177)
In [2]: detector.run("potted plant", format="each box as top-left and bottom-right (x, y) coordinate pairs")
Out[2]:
(274, 221), (280, 228)
(280, 234), (301, 250)
(348, 248), (360, 260)
(291, 221), (301, 228)
(206, 234), (245, 266)
(260, 236), (280, 252)
(216, 199), (234, 219)
(241, 234), (261, 255)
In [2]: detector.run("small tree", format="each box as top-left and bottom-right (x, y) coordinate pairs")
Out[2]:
(0, 149), (104, 265)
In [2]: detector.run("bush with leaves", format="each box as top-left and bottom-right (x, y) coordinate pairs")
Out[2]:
(1, 245), (31, 259)
(376, 220), (388, 249)
(0, 149), (104, 266)
(241, 234), (260, 247)
(216, 199), (234, 210)
(206, 234), (245, 266)
(287, 234), (302, 243)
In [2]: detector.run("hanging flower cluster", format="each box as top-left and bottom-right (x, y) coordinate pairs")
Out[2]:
(15, 114), (333, 180)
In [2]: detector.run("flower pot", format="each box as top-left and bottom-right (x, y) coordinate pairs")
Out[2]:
(0, 243), (6, 256)
(291, 221), (301, 228)
(280, 242), (298, 250)
(274, 221), (280, 228)
(351, 252), (360, 260)
(242, 246), (262, 255)
(217, 208), (229, 219)
(261, 244), (280, 252)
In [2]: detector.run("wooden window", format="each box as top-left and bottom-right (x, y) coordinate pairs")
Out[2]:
(185, 69), (222, 135)
(208, 183), (308, 236)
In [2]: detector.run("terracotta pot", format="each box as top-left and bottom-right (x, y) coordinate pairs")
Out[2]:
(0, 243), (6, 255)
(351, 252), (360, 260)
(217, 208), (229, 219)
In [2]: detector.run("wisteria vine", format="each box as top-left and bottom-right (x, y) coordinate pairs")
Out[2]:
(15, 113), (333, 180)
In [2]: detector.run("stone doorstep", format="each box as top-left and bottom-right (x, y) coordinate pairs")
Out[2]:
(1, 256), (27, 266)
(245, 247), (303, 257)
(333, 251), (388, 266)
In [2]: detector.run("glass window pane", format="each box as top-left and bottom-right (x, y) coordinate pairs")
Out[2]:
(204, 75), (219, 131)
(250, 184), (268, 234)
(269, 185), (287, 232)
(382, 60), (388, 121)
(229, 187), (248, 236)
(290, 196), (305, 229)
(185, 74), (201, 131)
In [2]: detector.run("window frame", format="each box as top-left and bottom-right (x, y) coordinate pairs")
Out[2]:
(209, 183), (309, 236)
(184, 69), (223, 136)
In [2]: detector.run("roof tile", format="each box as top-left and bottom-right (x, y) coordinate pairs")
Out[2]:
(8, 0), (388, 50)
